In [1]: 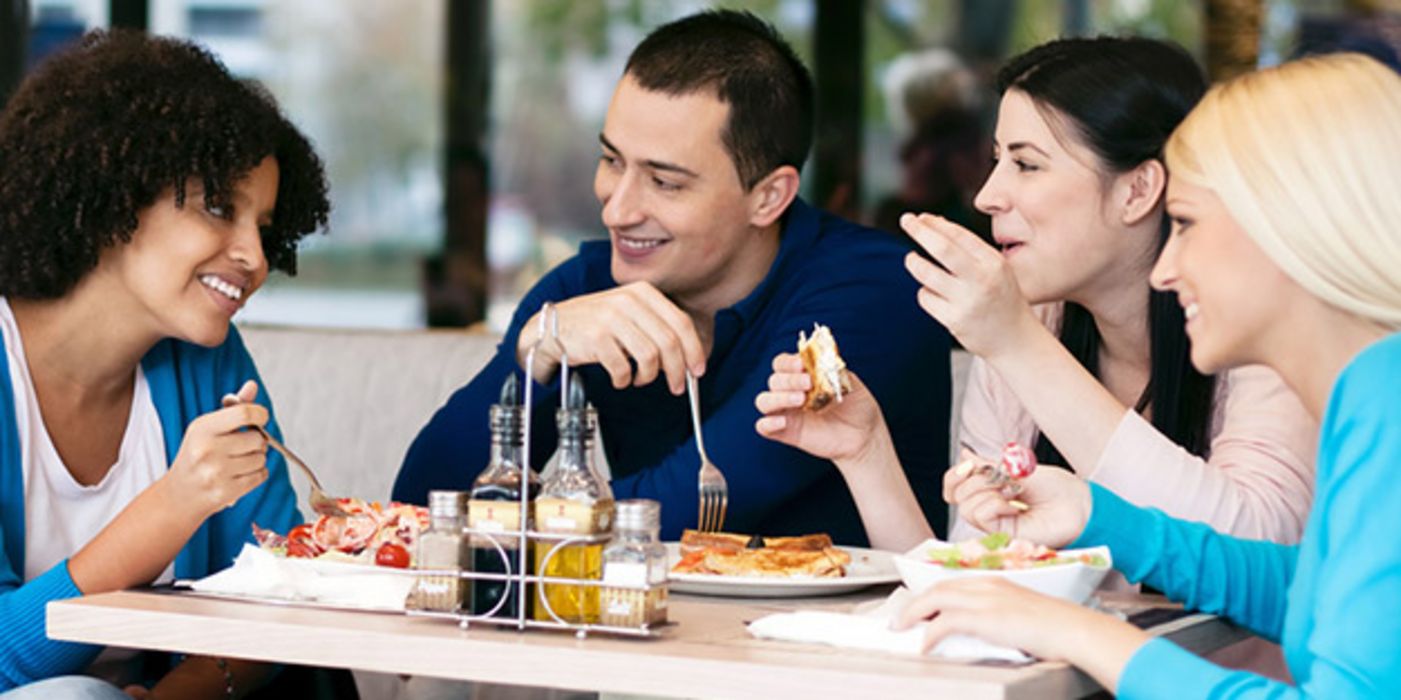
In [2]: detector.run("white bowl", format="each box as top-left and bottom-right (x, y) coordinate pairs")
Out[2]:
(894, 538), (1112, 604)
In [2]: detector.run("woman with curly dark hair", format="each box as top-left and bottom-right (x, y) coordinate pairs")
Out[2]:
(0, 30), (329, 699)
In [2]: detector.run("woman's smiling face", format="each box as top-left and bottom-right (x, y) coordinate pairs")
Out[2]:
(98, 156), (278, 347)
(1151, 176), (1299, 373)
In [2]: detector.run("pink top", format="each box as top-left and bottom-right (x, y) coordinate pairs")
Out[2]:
(953, 304), (1317, 545)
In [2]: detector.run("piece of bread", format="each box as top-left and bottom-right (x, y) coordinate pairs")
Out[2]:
(763, 533), (835, 551)
(679, 529), (750, 555)
(697, 547), (850, 578)
(797, 323), (853, 411)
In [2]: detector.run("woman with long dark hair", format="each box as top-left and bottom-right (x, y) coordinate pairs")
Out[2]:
(756, 36), (1315, 551)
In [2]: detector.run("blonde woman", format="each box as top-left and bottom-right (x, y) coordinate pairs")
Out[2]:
(900, 53), (1401, 697)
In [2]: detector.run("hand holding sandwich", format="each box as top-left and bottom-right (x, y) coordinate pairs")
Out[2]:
(754, 351), (885, 464)
(756, 324), (936, 551)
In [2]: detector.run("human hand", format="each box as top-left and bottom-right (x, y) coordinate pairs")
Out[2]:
(944, 449), (1091, 548)
(900, 213), (1039, 359)
(755, 352), (885, 464)
(515, 282), (706, 395)
(892, 576), (1131, 662)
(164, 379), (270, 518)
(122, 685), (150, 699)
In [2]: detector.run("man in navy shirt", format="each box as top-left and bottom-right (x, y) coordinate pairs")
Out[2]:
(394, 10), (951, 545)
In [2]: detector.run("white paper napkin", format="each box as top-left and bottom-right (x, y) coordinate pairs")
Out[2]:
(746, 587), (1031, 663)
(183, 543), (415, 610)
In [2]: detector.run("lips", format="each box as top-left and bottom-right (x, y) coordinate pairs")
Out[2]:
(613, 234), (670, 261)
(199, 274), (244, 302)
(198, 273), (250, 317)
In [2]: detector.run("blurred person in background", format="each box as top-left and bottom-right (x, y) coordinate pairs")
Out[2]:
(872, 48), (991, 242)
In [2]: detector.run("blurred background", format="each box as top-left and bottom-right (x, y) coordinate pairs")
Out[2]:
(2, 0), (1397, 333)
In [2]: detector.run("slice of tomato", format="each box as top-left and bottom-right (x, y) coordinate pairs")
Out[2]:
(287, 538), (319, 558)
(375, 542), (411, 568)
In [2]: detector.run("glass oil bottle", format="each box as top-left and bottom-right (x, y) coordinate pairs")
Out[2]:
(533, 375), (613, 623)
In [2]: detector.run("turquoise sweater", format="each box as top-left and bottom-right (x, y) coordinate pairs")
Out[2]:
(1074, 333), (1401, 698)
(0, 325), (300, 690)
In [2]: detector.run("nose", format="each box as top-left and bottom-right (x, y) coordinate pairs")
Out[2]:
(1149, 230), (1180, 292)
(973, 163), (1009, 216)
(596, 165), (645, 230)
(229, 219), (268, 276)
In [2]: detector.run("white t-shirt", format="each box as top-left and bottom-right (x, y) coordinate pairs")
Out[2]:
(1, 298), (173, 684)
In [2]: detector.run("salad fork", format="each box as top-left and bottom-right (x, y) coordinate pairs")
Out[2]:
(686, 371), (728, 532)
(221, 394), (350, 519)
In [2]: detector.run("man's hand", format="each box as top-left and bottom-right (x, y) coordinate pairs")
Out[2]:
(515, 282), (707, 395)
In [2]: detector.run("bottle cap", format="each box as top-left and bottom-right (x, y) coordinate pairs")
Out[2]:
(428, 490), (468, 518)
(614, 499), (661, 531)
(490, 374), (524, 439)
(556, 375), (597, 438)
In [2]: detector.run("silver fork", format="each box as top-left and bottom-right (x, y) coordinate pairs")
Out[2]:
(686, 371), (728, 532)
(221, 394), (350, 519)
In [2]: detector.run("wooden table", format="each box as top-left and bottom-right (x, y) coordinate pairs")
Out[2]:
(47, 589), (1244, 700)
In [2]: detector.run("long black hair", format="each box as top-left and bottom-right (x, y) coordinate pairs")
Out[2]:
(996, 36), (1216, 467)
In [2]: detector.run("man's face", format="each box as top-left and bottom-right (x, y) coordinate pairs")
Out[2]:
(594, 75), (763, 305)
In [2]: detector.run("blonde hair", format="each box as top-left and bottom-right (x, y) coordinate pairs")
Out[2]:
(1165, 53), (1401, 329)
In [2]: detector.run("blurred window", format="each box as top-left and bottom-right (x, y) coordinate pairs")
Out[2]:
(152, 0), (445, 329)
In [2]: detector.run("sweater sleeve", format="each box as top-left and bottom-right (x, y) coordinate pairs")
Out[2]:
(1111, 352), (1401, 698)
(1087, 364), (1316, 544)
(0, 558), (101, 691)
(1073, 484), (1296, 641)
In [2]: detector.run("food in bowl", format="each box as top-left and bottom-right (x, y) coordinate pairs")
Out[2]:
(924, 532), (1108, 570)
(895, 533), (1112, 604)
(253, 498), (429, 569)
(672, 529), (850, 578)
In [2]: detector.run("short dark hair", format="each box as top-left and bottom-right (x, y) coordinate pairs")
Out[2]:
(0, 30), (330, 299)
(624, 9), (813, 189)
(997, 37), (1217, 466)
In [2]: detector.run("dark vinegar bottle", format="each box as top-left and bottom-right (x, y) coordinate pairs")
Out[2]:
(467, 374), (539, 618)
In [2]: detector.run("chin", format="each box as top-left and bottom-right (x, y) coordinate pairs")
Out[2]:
(182, 321), (232, 348)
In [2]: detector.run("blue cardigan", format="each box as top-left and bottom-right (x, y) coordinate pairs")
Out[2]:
(1074, 333), (1401, 698)
(0, 325), (301, 690)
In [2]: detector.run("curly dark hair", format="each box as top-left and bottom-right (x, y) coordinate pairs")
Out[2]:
(0, 30), (330, 299)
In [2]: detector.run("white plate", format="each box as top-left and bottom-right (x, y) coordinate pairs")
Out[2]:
(665, 543), (899, 598)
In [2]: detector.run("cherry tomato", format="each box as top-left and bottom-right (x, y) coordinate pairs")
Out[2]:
(375, 542), (411, 568)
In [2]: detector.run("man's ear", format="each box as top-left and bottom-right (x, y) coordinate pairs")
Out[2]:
(1120, 158), (1167, 226)
(748, 165), (801, 228)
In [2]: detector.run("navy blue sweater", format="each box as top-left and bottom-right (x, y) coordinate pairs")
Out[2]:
(394, 199), (951, 545)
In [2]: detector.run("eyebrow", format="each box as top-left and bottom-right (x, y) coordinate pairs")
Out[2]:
(599, 133), (700, 178)
(1005, 141), (1052, 159)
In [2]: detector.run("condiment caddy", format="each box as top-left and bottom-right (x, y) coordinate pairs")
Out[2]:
(404, 304), (672, 639)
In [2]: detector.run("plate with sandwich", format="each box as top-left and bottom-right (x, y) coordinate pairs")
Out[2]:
(667, 529), (899, 598)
